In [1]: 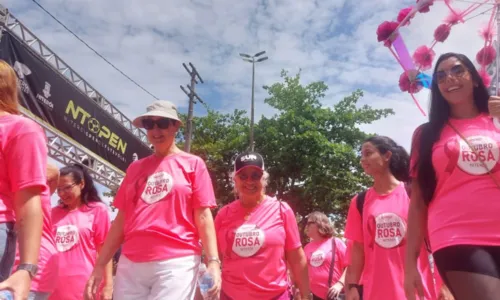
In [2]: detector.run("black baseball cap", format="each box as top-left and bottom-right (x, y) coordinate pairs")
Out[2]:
(234, 152), (265, 174)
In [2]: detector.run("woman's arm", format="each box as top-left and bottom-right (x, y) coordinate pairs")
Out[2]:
(195, 207), (219, 265)
(195, 207), (221, 297)
(286, 247), (311, 299)
(345, 241), (364, 287)
(94, 211), (125, 267)
(338, 268), (347, 285)
(15, 187), (43, 266)
(405, 180), (428, 267)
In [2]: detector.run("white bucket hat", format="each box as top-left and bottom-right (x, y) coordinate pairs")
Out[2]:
(132, 100), (182, 128)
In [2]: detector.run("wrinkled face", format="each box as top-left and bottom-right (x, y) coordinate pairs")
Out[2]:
(57, 174), (84, 206)
(304, 219), (319, 239)
(234, 167), (264, 196)
(360, 142), (391, 177)
(144, 117), (179, 148)
(435, 56), (475, 107)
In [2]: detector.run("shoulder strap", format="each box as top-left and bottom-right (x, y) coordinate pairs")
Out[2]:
(328, 237), (336, 287)
(356, 190), (367, 219)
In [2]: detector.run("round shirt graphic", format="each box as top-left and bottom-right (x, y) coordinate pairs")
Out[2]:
(374, 213), (406, 249)
(457, 135), (499, 175)
(55, 224), (79, 252)
(309, 250), (326, 267)
(141, 171), (174, 204)
(232, 224), (265, 257)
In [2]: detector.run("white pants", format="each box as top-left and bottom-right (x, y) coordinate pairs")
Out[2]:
(114, 254), (201, 300)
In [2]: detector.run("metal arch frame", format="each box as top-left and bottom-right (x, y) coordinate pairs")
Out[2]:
(0, 5), (128, 189)
(0, 5), (149, 146)
(26, 109), (125, 189)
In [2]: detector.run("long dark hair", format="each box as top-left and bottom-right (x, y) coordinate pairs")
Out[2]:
(59, 164), (102, 207)
(364, 135), (410, 182)
(413, 52), (490, 204)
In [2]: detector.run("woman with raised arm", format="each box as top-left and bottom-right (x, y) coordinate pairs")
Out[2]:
(344, 136), (435, 300)
(85, 100), (221, 300)
(215, 152), (310, 300)
(405, 53), (500, 300)
(0, 60), (46, 300)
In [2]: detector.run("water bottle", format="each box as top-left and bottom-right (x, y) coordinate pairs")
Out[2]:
(198, 263), (214, 299)
(0, 290), (13, 300)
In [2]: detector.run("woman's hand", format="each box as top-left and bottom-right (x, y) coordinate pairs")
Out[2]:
(404, 265), (425, 300)
(84, 264), (105, 300)
(346, 285), (360, 300)
(206, 261), (221, 298)
(488, 96), (500, 118)
(327, 282), (344, 299)
(0, 270), (32, 300)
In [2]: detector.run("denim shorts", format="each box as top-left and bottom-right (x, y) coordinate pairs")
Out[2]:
(0, 222), (17, 281)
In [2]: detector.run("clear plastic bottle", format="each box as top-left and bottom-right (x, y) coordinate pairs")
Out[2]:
(198, 263), (214, 299)
(0, 290), (13, 300)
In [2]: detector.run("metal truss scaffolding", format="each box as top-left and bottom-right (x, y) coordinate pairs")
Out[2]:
(0, 5), (138, 189)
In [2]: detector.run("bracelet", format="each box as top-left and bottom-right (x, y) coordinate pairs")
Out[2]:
(206, 256), (221, 265)
(348, 284), (360, 290)
(337, 281), (345, 287)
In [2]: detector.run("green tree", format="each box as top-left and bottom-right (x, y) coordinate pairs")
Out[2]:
(188, 109), (251, 208)
(255, 70), (393, 230)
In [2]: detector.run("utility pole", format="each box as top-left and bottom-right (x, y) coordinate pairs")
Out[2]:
(180, 62), (204, 153)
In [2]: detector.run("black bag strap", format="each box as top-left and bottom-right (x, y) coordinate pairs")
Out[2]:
(327, 237), (336, 287)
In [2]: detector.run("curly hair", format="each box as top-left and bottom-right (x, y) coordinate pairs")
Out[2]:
(307, 211), (336, 238)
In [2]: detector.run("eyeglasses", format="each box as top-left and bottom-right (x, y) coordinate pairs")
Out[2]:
(434, 65), (468, 83)
(57, 183), (76, 194)
(306, 221), (315, 226)
(238, 172), (263, 181)
(142, 118), (171, 130)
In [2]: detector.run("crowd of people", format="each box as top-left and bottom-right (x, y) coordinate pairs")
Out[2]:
(0, 51), (499, 300)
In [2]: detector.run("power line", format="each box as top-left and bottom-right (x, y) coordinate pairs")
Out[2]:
(464, 6), (495, 22)
(31, 0), (159, 100)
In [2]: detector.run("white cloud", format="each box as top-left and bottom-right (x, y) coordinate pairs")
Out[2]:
(5, 0), (497, 180)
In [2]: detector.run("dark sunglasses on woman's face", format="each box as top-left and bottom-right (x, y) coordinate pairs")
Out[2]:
(434, 64), (467, 83)
(238, 172), (263, 181)
(142, 118), (171, 130)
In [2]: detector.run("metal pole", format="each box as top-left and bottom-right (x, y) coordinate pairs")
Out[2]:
(250, 58), (255, 151)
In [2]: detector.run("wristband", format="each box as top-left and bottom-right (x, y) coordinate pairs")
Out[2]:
(207, 256), (221, 265)
(348, 284), (360, 290)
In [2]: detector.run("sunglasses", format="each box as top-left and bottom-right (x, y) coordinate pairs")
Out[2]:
(57, 183), (77, 194)
(238, 172), (263, 181)
(142, 118), (171, 130)
(434, 64), (468, 83)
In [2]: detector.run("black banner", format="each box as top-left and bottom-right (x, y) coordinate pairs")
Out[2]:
(0, 30), (152, 172)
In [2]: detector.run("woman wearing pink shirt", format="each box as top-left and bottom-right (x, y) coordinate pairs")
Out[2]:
(344, 136), (435, 300)
(304, 212), (347, 300)
(50, 164), (112, 300)
(215, 152), (311, 300)
(0, 61), (47, 300)
(405, 53), (500, 300)
(85, 100), (221, 300)
(13, 163), (59, 300)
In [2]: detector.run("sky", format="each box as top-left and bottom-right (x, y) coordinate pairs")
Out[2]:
(5, 0), (497, 217)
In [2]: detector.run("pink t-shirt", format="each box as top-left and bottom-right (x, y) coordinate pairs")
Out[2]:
(0, 115), (48, 222)
(304, 237), (346, 299)
(49, 202), (111, 300)
(13, 187), (58, 292)
(344, 184), (436, 300)
(410, 114), (500, 252)
(214, 196), (302, 300)
(113, 152), (216, 262)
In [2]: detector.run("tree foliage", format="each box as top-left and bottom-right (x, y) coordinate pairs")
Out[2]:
(104, 70), (394, 232)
